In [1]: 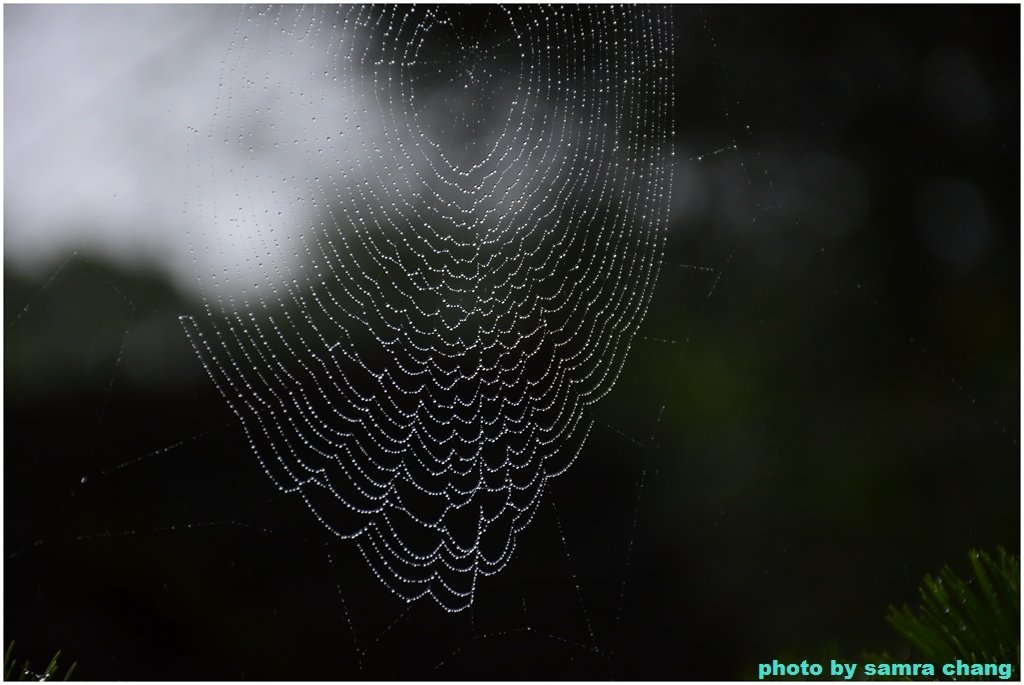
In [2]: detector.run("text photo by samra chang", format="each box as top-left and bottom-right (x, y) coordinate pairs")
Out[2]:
(760, 658), (1015, 680)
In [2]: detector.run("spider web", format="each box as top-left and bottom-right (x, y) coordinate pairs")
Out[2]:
(180, 4), (673, 612)
(5, 5), (718, 678)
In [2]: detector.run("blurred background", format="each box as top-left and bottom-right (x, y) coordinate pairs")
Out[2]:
(5, 4), (1019, 679)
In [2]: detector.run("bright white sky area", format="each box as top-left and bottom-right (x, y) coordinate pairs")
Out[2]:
(5, 5), (237, 291)
(5, 5), (373, 296)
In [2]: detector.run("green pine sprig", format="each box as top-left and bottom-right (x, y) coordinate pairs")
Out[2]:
(3, 642), (77, 682)
(886, 548), (1019, 679)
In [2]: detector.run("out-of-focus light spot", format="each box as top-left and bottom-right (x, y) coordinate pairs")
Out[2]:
(921, 48), (992, 131)
(915, 177), (990, 268)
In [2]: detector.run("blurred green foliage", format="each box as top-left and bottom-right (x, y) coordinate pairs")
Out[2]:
(5, 254), (201, 400)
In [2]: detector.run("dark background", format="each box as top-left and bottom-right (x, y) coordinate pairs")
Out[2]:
(5, 5), (1019, 680)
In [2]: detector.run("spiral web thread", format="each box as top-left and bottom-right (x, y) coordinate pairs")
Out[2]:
(181, 4), (673, 611)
